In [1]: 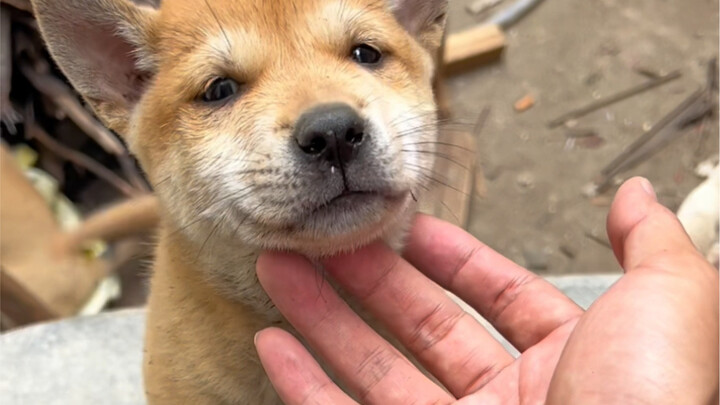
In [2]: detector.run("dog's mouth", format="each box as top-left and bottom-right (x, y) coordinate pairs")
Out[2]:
(296, 188), (409, 232)
(310, 190), (384, 214)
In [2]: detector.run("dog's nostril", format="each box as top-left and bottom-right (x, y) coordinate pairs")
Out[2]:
(300, 135), (328, 155)
(345, 128), (363, 145)
(293, 103), (366, 164)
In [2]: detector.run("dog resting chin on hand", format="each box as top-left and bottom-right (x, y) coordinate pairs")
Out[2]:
(32, 0), (448, 403)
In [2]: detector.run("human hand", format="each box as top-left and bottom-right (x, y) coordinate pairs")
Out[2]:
(255, 177), (719, 404)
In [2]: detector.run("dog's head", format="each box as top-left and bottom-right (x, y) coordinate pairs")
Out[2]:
(33, 0), (447, 256)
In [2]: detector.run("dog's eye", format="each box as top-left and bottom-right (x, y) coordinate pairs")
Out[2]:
(351, 44), (382, 65)
(202, 78), (240, 102)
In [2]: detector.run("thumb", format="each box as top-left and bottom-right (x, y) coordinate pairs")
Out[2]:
(606, 177), (700, 272)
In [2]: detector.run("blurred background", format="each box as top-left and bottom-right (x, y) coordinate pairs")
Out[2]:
(0, 0), (717, 332)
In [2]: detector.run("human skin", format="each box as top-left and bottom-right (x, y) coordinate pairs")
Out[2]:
(255, 177), (719, 404)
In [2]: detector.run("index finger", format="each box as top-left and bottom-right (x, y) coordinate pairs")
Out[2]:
(403, 215), (583, 351)
(257, 252), (454, 404)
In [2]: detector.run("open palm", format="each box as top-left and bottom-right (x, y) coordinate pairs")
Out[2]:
(255, 178), (718, 404)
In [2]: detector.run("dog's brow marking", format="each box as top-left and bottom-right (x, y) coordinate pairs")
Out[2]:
(195, 26), (265, 77)
(309, 1), (359, 43)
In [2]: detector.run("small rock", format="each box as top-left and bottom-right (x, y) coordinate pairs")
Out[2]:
(564, 119), (579, 128)
(576, 134), (606, 149)
(581, 182), (599, 198)
(559, 244), (577, 259)
(516, 171), (535, 190)
(514, 94), (535, 112)
(584, 72), (603, 86)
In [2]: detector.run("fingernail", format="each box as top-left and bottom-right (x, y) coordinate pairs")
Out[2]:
(254, 331), (260, 345)
(639, 178), (657, 201)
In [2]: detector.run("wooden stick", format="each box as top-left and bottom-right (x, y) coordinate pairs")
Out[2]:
(593, 59), (718, 192)
(593, 87), (713, 192)
(443, 24), (506, 75)
(433, 25), (451, 119)
(548, 71), (682, 128)
(601, 87), (706, 177)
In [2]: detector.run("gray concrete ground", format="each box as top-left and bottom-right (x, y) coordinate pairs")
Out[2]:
(445, 0), (719, 276)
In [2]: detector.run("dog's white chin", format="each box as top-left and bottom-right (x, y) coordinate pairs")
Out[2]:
(266, 192), (414, 257)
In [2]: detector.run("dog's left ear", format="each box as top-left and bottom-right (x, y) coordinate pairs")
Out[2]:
(388, 0), (448, 50)
(32, 0), (158, 137)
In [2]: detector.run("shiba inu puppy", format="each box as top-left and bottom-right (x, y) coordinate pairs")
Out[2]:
(32, 0), (448, 402)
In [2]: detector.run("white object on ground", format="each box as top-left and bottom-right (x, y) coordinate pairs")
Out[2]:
(677, 163), (719, 256)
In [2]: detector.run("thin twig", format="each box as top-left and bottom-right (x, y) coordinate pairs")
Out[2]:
(601, 87), (707, 176)
(24, 109), (139, 197)
(548, 71), (682, 128)
(584, 231), (612, 249)
(473, 106), (492, 136)
(118, 153), (150, 192)
(1, 0), (32, 13)
(593, 60), (718, 192)
(18, 60), (127, 155)
(18, 56), (150, 191)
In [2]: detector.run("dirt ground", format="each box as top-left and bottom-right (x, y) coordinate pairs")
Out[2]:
(444, 0), (719, 276)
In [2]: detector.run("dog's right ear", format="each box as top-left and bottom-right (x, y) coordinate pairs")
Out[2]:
(32, 0), (158, 136)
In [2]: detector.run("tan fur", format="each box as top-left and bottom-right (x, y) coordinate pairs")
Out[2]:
(32, 0), (447, 402)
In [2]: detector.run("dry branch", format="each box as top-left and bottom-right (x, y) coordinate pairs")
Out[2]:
(1, 0), (32, 13)
(18, 60), (127, 155)
(25, 112), (139, 197)
(548, 71), (682, 128)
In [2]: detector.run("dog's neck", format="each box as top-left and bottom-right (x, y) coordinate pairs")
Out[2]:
(160, 221), (280, 320)
(157, 201), (417, 320)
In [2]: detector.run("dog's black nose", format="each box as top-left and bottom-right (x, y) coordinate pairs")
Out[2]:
(294, 103), (365, 166)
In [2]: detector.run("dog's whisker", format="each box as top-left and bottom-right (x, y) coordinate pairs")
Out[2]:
(203, 0), (231, 50)
(194, 212), (225, 263)
(404, 164), (455, 186)
(404, 141), (476, 153)
(402, 150), (471, 171)
(403, 164), (469, 197)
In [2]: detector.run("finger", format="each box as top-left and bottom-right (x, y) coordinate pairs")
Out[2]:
(403, 215), (583, 352)
(257, 252), (453, 405)
(607, 177), (703, 271)
(323, 243), (514, 397)
(255, 328), (357, 405)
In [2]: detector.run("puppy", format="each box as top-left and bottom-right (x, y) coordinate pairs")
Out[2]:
(33, 0), (448, 403)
